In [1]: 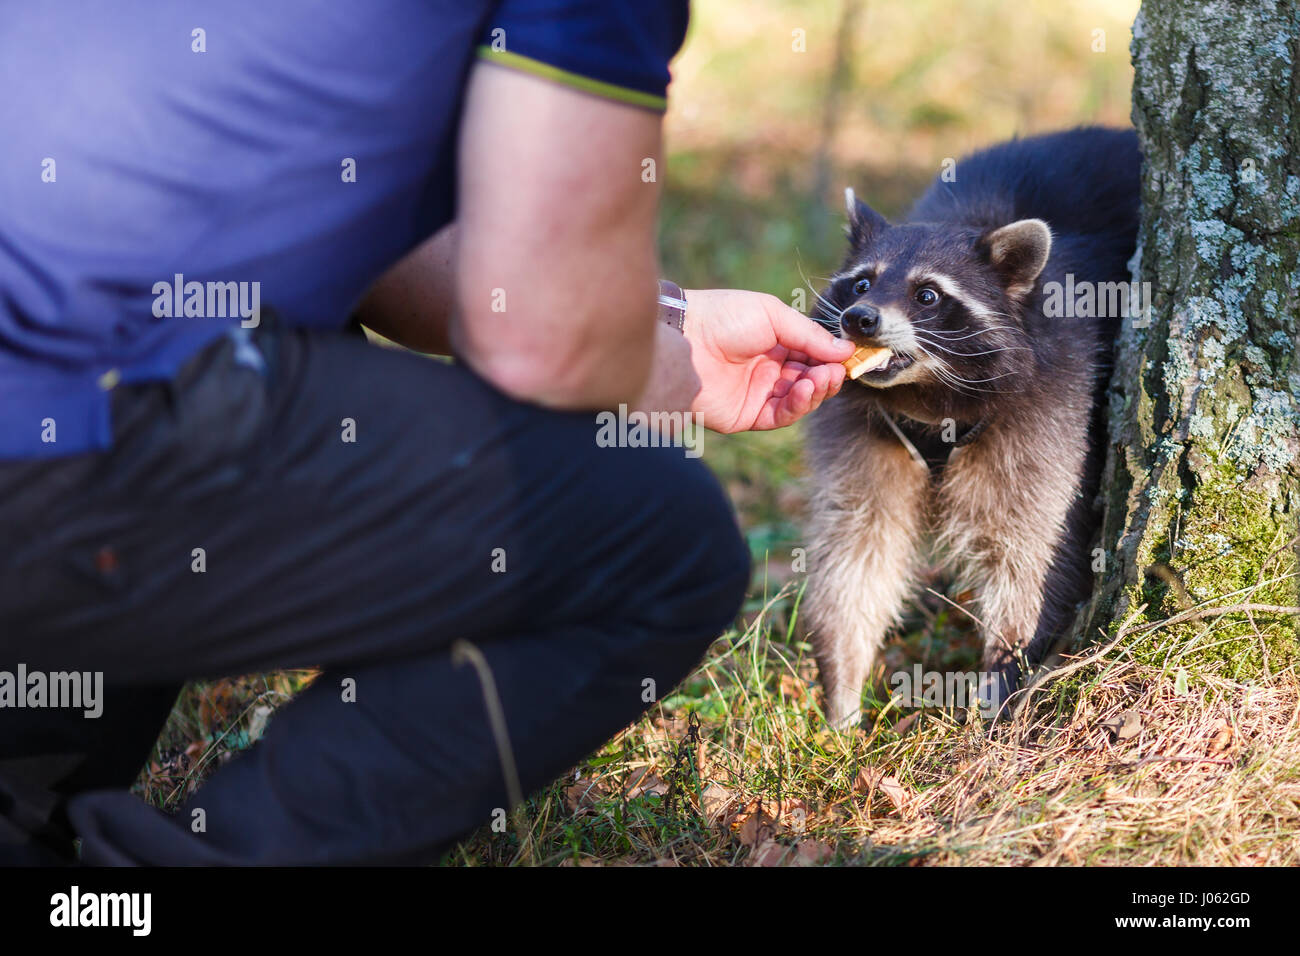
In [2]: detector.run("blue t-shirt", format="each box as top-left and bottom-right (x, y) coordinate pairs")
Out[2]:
(0, 0), (689, 459)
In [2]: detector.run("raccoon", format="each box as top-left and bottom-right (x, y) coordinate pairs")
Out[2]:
(804, 126), (1140, 728)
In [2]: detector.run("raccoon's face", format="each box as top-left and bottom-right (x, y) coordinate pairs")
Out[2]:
(815, 191), (1051, 395)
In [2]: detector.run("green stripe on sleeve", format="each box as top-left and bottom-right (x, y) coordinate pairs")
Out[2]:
(475, 47), (667, 112)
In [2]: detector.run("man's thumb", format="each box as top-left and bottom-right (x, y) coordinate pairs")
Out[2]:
(772, 303), (854, 362)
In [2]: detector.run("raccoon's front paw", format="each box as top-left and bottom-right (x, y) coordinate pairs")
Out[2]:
(977, 653), (1025, 722)
(825, 687), (865, 732)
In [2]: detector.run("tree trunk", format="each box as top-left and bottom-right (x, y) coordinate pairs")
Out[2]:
(1087, 0), (1299, 669)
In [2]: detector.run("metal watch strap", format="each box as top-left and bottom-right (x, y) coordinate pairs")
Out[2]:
(657, 279), (687, 333)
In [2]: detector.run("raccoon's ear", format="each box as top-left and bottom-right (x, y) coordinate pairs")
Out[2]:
(978, 218), (1052, 298)
(844, 188), (888, 250)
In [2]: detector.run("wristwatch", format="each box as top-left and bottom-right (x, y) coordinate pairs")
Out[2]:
(657, 279), (688, 333)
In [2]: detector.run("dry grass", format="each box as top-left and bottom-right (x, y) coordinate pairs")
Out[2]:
(858, 622), (1300, 866)
(442, 574), (1299, 867)
(138, 568), (1299, 866)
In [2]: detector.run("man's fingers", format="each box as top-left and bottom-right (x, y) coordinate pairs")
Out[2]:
(811, 361), (847, 391)
(778, 360), (810, 383)
(768, 301), (855, 363)
(773, 377), (816, 427)
(750, 362), (843, 429)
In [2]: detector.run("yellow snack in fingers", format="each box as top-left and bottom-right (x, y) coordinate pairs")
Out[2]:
(843, 345), (892, 380)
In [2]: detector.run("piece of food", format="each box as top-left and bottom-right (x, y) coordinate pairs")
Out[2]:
(842, 345), (892, 380)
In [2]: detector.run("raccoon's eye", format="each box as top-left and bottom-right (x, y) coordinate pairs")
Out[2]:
(915, 287), (940, 307)
(852, 277), (871, 295)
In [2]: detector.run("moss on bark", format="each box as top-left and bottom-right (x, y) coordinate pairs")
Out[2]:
(1085, 0), (1299, 673)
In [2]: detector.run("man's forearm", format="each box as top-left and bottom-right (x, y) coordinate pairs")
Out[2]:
(354, 225), (458, 355)
(357, 218), (672, 414)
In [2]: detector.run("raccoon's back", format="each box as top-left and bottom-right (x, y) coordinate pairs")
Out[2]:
(906, 126), (1139, 241)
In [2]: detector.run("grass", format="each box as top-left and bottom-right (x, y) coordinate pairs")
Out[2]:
(438, 577), (1299, 867)
(132, 0), (1300, 865)
(135, 537), (1300, 866)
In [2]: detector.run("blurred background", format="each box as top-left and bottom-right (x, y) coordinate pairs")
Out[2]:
(660, 0), (1140, 566)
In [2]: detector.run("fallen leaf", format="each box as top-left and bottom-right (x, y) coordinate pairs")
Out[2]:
(695, 737), (711, 777)
(735, 806), (780, 847)
(748, 839), (789, 867)
(564, 777), (610, 813)
(1100, 709), (1142, 740)
(624, 768), (666, 799)
(700, 783), (737, 824)
(853, 769), (910, 815)
(876, 777), (909, 813)
(1208, 720), (1233, 755)
(892, 712), (920, 736)
(793, 841), (833, 866)
(776, 798), (809, 833)
(652, 716), (688, 737)
(852, 769), (873, 794)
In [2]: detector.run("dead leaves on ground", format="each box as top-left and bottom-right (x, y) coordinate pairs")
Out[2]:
(726, 795), (832, 866)
(1207, 719), (1234, 755)
(562, 735), (920, 866)
(1090, 700), (1243, 769)
(1100, 708), (1143, 741)
(852, 767), (912, 817)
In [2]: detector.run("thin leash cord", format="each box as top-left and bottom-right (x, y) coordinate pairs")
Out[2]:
(874, 399), (930, 471)
(451, 639), (531, 862)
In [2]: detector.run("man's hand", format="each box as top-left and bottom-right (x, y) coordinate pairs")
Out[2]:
(683, 289), (854, 433)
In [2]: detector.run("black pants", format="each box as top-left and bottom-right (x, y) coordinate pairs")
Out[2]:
(0, 321), (750, 864)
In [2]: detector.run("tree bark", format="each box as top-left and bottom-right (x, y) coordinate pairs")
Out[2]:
(1087, 0), (1299, 669)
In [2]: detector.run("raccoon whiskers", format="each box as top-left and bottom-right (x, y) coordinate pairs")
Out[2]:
(796, 260), (845, 327)
(935, 369), (1024, 395)
(809, 310), (841, 333)
(801, 289), (844, 331)
(804, 281), (842, 316)
(915, 350), (986, 394)
(930, 368), (1002, 395)
(912, 333), (1031, 359)
(915, 346), (1023, 394)
(810, 298), (843, 322)
(913, 323), (1023, 343)
(952, 371), (1021, 386)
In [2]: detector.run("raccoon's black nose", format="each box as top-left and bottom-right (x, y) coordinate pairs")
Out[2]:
(842, 303), (881, 338)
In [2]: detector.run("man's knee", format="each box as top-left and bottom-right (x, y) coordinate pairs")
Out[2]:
(609, 446), (751, 642)
(469, 396), (751, 645)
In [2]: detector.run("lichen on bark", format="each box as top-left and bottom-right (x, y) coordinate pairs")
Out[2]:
(1085, 0), (1299, 672)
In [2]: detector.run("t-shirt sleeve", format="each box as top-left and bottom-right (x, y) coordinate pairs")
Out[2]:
(475, 0), (691, 112)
